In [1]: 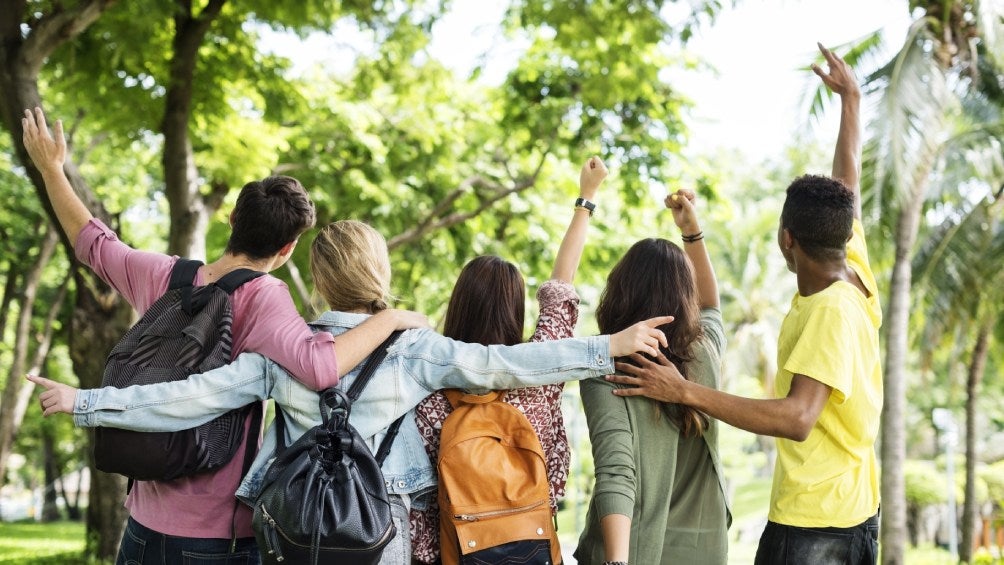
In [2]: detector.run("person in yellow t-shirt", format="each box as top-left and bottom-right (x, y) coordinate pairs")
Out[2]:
(604, 43), (882, 565)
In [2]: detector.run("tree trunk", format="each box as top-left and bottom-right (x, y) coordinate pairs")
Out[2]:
(0, 261), (18, 342)
(162, 0), (228, 259)
(0, 226), (58, 486)
(41, 427), (61, 522)
(959, 319), (992, 564)
(880, 187), (927, 565)
(72, 278), (133, 556)
(0, 3), (133, 558)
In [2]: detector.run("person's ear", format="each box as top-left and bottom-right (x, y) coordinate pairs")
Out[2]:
(229, 210), (236, 228)
(278, 239), (297, 258)
(781, 228), (795, 250)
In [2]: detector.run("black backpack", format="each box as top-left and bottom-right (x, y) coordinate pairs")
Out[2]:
(253, 331), (405, 565)
(94, 259), (264, 482)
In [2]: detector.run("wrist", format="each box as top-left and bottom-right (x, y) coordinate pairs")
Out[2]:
(574, 197), (596, 216)
(681, 229), (703, 243)
(39, 164), (65, 178)
(841, 89), (861, 103)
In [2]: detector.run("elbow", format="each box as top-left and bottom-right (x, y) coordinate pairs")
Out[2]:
(780, 412), (817, 442)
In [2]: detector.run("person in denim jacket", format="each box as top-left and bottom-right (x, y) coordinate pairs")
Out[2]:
(32, 220), (672, 564)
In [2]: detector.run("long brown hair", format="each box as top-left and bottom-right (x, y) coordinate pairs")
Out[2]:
(596, 238), (707, 436)
(442, 256), (525, 346)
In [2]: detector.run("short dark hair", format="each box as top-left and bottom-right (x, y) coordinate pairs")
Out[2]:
(780, 174), (854, 261)
(225, 176), (316, 259)
(596, 238), (707, 437)
(442, 256), (525, 347)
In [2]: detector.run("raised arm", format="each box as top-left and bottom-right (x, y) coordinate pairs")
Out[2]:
(813, 43), (862, 219)
(666, 189), (718, 308)
(550, 156), (607, 282)
(22, 108), (93, 243)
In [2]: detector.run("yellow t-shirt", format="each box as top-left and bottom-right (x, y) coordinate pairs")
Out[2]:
(768, 219), (883, 527)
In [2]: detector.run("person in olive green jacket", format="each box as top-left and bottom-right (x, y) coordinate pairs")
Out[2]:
(575, 189), (730, 565)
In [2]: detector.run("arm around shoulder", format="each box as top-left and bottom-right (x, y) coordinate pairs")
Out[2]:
(609, 352), (831, 441)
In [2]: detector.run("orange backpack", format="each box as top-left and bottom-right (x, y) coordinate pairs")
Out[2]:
(437, 389), (561, 565)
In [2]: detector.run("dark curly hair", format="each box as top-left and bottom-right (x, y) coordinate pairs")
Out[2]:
(779, 174), (854, 262)
(596, 238), (708, 437)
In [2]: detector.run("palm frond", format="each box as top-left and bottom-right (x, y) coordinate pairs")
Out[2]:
(913, 186), (1004, 340)
(861, 19), (958, 231)
(801, 30), (886, 121)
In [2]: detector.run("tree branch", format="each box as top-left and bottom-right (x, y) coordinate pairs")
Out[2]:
(21, 0), (117, 77)
(387, 152), (549, 250)
(203, 179), (230, 211)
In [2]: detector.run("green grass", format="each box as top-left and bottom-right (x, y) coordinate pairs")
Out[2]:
(0, 516), (990, 564)
(0, 521), (96, 564)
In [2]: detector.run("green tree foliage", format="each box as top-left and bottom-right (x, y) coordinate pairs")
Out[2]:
(3, 2), (729, 558)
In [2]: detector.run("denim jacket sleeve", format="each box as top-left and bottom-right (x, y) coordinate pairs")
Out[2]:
(72, 352), (274, 430)
(398, 329), (613, 394)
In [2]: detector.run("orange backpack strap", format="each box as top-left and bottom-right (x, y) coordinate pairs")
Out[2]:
(442, 389), (502, 409)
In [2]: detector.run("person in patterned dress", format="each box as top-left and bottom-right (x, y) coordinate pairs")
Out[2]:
(410, 156), (609, 564)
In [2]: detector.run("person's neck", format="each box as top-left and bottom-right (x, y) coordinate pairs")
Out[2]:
(794, 258), (851, 296)
(203, 253), (278, 282)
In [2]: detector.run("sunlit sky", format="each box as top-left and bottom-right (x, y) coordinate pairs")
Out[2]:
(266, 0), (914, 163)
(425, 0), (913, 160)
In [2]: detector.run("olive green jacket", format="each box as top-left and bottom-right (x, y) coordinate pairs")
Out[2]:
(575, 308), (732, 565)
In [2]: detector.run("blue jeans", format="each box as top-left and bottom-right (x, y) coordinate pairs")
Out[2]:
(381, 494), (412, 565)
(116, 517), (261, 565)
(754, 513), (879, 565)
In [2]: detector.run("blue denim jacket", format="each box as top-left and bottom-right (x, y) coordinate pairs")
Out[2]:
(73, 311), (612, 507)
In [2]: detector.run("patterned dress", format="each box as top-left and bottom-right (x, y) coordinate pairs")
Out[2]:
(409, 279), (580, 563)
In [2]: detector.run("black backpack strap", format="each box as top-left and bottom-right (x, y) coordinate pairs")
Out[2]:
(345, 330), (403, 401)
(374, 414), (406, 466)
(273, 404), (288, 453)
(215, 268), (265, 294)
(242, 401), (264, 477)
(168, 259), (203, 290)
(345, 330), (404, 465)
(231, 401), (265, 549)
(168, 258), (205, 325)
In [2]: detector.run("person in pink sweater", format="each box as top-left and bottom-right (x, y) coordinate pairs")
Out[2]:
(22, 107), (425, 564)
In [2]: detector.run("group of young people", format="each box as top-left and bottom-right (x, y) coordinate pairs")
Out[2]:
(22, 43), (881, 565)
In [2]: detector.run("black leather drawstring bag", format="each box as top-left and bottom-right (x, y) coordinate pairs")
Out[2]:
(252, 331), (405, 565)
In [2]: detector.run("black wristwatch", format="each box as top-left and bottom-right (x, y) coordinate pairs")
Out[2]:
(574, 197), (596, 216)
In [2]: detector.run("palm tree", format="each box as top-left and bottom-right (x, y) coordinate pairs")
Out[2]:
(914, 178), (1004, 563)
(808, 2), (1004, 562)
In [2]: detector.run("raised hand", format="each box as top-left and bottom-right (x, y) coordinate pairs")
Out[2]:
(664, 189), (700, 234)
(578, 156), (608, 201)
(26, 374), (78, 417)
(812, 43), (860, 99)
(608, 315), (673, 358)
(21, 107), (66, 174)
